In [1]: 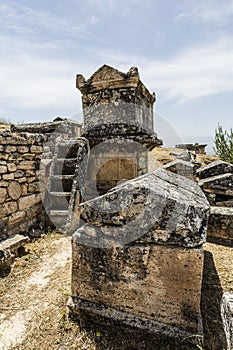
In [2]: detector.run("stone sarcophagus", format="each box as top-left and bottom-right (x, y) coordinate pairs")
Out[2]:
(68, 168), (210, 348)
(76, 65), (162, 198)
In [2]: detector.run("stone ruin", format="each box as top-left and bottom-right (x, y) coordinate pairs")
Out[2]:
(197, 160), (233, 243)
(0, 64), (232, 348)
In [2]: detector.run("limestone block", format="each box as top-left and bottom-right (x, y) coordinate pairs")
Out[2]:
(8, 211), (25, 225)
(21, 184), (27, 196)
(199, 173), (233, 196)
(216, 199), (233, 207)
(197, 160), (233, 179)
(0, 234), (29, 254)
(0, 188), (7, 203)
(5, 135), (27, 145)
(0, 165), (7, 174)
(0, 201), (17, 218)
(18, 194), (36, 210)
(23, 153), (36, 160)
(7, 181), (21, 200)
(25, 202), (42, 218)
(71, 240), (204, 338)
(27, 177), (36, 183)
(70, 168), (209, 343)
(2, 173), (14, 180)
(163, 159), (195, 179)
(0, 181), (8, 187)
(30, 145), (43, 153)
(207, 206), (233, 241)
(17, 161), (35, 170)
(221, 293), (233, 350)
(79, 168), (209, 247)
(17, 146), (29, 153)
(35, 193), (42, 203)
(0, 154), (9, 160)
(7, 163), (17, 172)
(5, 145), (17, 153)
(18, 177), (27, 183)
(26, 170), (36, 177)
(14, 170), (25, 178)
(28, 181), (40, 193)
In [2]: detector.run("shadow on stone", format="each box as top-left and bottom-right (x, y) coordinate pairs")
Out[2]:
(207, 236), (233, 248)
(201, 250), (227, 349)
(0, 265), (11, 278)
(70, 312), (200, 350)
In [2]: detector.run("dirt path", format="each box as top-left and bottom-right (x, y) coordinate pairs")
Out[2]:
(0, 233), (96, 350)
(0, 235), (71, 349)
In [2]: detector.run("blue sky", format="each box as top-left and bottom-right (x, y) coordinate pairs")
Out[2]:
(0, 0), (233, 150)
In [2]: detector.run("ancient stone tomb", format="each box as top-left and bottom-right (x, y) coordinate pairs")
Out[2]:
(69, 168), (210, 345)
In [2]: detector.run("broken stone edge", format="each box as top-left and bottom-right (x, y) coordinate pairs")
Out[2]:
(221, 292), (233, 350)
(67, 297), (203, 347)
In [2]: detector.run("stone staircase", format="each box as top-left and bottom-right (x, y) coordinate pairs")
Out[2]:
(46, 139), (83, 232)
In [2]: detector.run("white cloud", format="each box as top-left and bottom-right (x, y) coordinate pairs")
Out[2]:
(1, 36), (233, 118)
(0, 2), (98, 36)
(91, 37), (233, 102)
(178, 0), (233, 23)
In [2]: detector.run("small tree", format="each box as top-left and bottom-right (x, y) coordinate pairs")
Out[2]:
(214, 124), (233, 164)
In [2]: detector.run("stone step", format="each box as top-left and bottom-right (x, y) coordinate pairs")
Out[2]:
(52, 175), (74, 179)
(50, 191), (71, 196)
(49, 192), (71, 211)
(53, 158), (77, 175)
(49, 210), (69, 216)
(49, 175), (74, 192)
(48, 211), (68, 231)
(56, 142), (81, 159)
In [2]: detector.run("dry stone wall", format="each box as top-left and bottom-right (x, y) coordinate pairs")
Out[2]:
(0, 130), (46, 240)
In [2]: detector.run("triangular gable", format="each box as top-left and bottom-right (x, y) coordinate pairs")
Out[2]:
(87, 64), (127, 84)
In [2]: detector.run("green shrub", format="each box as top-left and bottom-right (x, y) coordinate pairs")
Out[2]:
(214, 124), (233, 164)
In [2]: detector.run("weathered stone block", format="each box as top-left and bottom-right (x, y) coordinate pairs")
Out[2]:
(18, 194), (36, 210)
(0, 181), (8, 187)
(23, 153), (36, 160)
(221, 292), (233, 350)
(79, 168), (209, 247)
(8, 211), (25, 225)
(7, 163), (17, 172)
(14, 170), (25, 178)
(18, 177), (27, 183)
(30, 145), (43, 153)
(0, 201), (17, 218)
(207, 206), (233, 242)
(71, 242), (204, 336)
(197, 160), (233, 179)
(0, 165), (7, 174)
(21, 184), (27, 196)
(70, 168), (209, 345)
(0, 188), (7, 204)
(7, 181), (21, 200)
(17, 146), (29, 153)
(163, 159), (195, 179)
(199, 173), (233, 196)
(0, 234), (29, 255)
(0, 154), (9, 160)
(17, 161), (35, 170)
(4, 145), (17, 153)
(28, 181), (40, 193)
(2, 173), (14, 180)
